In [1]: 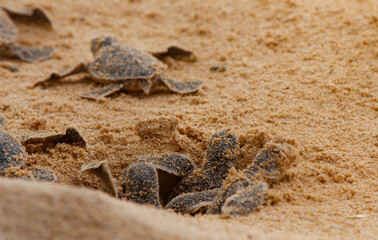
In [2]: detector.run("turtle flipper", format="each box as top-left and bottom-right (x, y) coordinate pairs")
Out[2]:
(165, 189), (218, 214)
(32, 169), (56, 183)
(2, 6), (52, 28)
(81, 82), (126, 100)
(0, 130), (26, 175)
(158, 77), (203, 94)
(81, 161), (118, 197)
(122, 162), (161, 207)
(32, 63), (87, 88)
(150, 46), (196, 62)
(171, 130), (239, 196)
(136, 154), (196, 205)
(3, 43), (54, 62)
(221, 182), (268, 217)
(21, 127), (86, 153)
(135, 154), (196, 178)
(207, 179), (252, 215)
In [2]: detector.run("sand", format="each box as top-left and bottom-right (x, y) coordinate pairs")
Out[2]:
(0, 0), (377, 239)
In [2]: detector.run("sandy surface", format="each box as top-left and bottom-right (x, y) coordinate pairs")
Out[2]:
(0, 0), (377, 239)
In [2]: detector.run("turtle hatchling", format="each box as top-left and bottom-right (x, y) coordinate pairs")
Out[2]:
(33, 36), (203, 99)
(82, 130), (298, 217)
(0, 6), (54, 62)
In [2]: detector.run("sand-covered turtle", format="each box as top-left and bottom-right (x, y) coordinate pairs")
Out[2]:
(33, 36), (203, 99)
(0, 6), (54, 62)
(207, 143), (298, 216)
(164, 135), (298, 216)
(82, 130), (297, 217)
(1, 127), (86, 182)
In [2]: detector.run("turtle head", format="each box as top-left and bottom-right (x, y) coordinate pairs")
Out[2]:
(90, 36), (118, 54)
(251, 143), (298, 184)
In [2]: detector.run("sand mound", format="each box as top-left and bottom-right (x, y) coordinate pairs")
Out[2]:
(0, 178), (311, 240)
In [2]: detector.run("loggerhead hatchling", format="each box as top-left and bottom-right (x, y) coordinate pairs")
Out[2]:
(32, 36), (203, 100)
(1, 127), (86, 182)
(82, 130), (298, 217)
(0, 6), (54, 62)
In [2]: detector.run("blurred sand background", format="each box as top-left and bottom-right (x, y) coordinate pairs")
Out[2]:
(0, 0), (377, 239)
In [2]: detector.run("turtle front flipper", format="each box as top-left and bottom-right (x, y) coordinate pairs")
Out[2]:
(2, 43), (54, 62)
(207, 179), (252, 215)
(0, 130), (26, 175)
(158, 77), (203, 94)
(150, 46), (196, 62)
(32, 63), (87, 88)
(81, 161), (118, 197)
(221, 182), (268, 217)
(22, 127), (86, 153)
(165, 189), (218, 215)
(122, 162), (161, 207)
(31, 169), (56, 183)
(2, 6), (52, 28)
(172, 130), (239, 196)
(135, 154), (196, 205)
(81, 82), (127, 100)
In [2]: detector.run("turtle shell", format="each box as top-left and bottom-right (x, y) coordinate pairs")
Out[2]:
(32, 169), (56, 183)
(87, 44), (167, 83)
(0, 130), (26, 174)
(0, 9), (17, 45)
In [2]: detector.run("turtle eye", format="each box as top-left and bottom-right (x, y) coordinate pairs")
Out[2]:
(271, 144), (285, 154)
(271, 148), (280, 154)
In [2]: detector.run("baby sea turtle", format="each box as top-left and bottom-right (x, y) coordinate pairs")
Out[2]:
(82, 130), (297, 217)
(1, 127), (86, 182)
(206, 143), (298, 216)
(0, 6), (54, 62)
(165, 136), (298, 216)
(32, 36), (203, 100)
